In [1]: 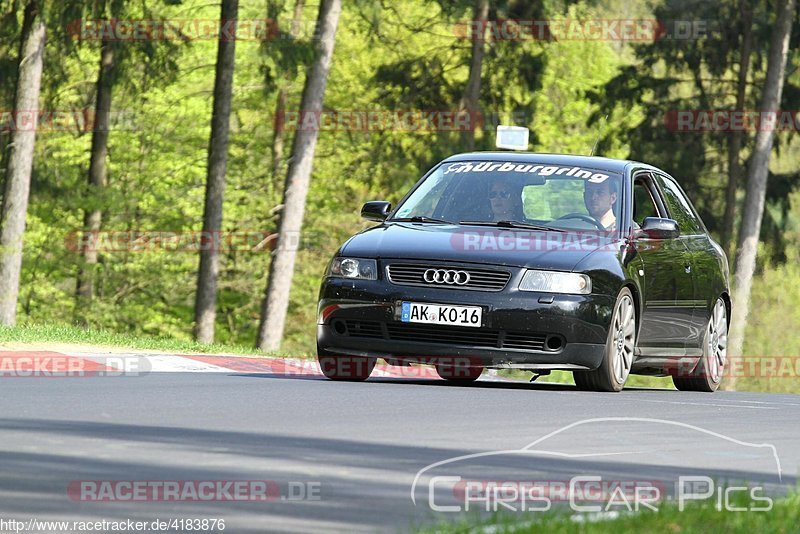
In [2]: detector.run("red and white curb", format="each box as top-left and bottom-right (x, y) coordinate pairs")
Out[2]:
(0, 350), (516, 381)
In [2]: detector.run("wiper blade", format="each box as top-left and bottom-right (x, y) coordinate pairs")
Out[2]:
(459, 220), (564, 232)
(390, 216), (454, 224)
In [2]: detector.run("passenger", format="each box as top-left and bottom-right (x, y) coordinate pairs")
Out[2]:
(583, 179), (618, 231)
(488, 178), (525, 222)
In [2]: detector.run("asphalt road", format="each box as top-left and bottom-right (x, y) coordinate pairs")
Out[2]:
(1, 372), (799, 532)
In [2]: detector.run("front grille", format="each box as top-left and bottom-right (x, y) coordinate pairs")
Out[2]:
(336, 320), (550, 351)
(386, 322), (500, 346)
(343, 320), (383, 339)
(502, 332), (547, 350)
(386, 264), (511, 291)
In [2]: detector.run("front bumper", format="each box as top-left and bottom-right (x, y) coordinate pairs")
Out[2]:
(317, 274), (615, 371)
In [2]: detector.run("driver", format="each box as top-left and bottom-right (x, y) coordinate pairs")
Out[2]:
(488, 178), (525, 222)
(583, 179), (618, 231)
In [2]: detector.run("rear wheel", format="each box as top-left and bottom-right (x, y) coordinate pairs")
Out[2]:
(435, 361), (483, 383)
(673, 298), (727, 392)
(573, 287), (636, 392)
(317, 349), (376, 381)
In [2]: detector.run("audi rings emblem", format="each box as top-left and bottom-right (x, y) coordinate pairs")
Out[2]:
(423, 269), (470, 285)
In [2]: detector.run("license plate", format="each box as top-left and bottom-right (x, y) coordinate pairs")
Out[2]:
(400, 302), (482, 328)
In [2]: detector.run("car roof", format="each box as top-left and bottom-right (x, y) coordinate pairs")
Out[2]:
(442, 152), (661, 175)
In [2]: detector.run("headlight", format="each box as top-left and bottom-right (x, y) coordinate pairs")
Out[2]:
(328, 257), (378, 280)
(519, 270), (591, 294)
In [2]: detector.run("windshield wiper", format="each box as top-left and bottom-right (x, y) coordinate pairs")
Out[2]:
(390, 216), (454, 224)
(459, 220), (564, 232)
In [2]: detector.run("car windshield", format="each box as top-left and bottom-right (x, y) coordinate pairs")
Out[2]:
(390, 160), (624, 231)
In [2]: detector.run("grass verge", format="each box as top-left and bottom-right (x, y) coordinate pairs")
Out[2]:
(0, 322), (312, 359)
(419, 492), (800, 533)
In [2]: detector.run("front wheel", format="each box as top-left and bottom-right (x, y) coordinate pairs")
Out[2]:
(435, 361), (483, 383)
(574, 287), (636, 392)
(673, 297), (727, 392)
(317, 350), (376, 381)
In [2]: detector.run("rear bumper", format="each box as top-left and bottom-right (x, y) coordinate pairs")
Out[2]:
(316, 277), (613, 370)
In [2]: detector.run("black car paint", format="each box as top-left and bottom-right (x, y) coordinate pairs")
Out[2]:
(317, 153), (731, 375)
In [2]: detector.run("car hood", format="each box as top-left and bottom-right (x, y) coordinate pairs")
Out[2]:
(340, 223), (620, 270)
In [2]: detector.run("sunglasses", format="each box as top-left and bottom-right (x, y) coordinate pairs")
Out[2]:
(585, 187), (611, 197)
(489, 190), (512, 199)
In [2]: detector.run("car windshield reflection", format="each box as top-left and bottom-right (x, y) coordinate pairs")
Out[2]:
(390, 160), (623, 232)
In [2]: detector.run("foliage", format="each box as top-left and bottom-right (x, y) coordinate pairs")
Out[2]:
(590, 0), (800, 251)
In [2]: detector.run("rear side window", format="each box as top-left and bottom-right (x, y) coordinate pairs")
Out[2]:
(632, 177), (659, 226)
(654, 175), (703, 235)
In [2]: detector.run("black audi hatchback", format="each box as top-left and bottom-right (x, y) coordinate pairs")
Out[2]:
(316, 153), (730, 392)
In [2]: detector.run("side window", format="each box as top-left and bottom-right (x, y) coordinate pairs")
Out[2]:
(632, 176), (659, 226)
(655, 175), (703, 235)
(394, 169), (448, 219)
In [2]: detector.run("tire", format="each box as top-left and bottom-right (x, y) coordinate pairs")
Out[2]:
(317, 348), (376, 381)
(435, 361), (483, 383)
(573, 287), (636, 392)
(673, 297), (727, 392)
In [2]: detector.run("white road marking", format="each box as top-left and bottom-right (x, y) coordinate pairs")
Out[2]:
(633, 398), (780, 410)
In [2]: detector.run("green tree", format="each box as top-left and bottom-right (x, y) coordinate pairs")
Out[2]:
(257, 0), (342, 350)
(0, 0), (45, 325)
(194, 0), (239, 343)
(75, 1), (121, 318)
(729, 0), (796, 380)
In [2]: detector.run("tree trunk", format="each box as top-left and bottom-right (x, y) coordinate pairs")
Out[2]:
(256, 0), (341, 351)
(0, 0), (45, 326)
(271, 0), (305, 180)
(75, 36), (115, 319)
(727, 0), (795, 388)
(193, 0), (239, 343)
(721, 1), (753, 255)
(272, 89), (288, 179)
(459, 0), (489, 151)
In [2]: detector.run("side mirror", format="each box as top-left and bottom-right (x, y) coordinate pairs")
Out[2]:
(639, 217), (680, 239)
(361, 201), (392, 222)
